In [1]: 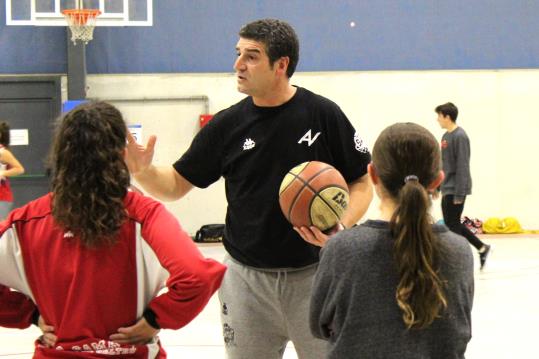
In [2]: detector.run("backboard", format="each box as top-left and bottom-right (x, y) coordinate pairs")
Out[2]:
(5, 0), (152, 26)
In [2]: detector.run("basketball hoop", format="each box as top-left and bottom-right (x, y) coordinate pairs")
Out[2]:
(62, 9), (101, 45)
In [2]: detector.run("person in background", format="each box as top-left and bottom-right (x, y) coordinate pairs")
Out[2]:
(310, 123), (474, 359)
(0, 102), (226, 358)
(0, 121), (25, 219)
(434, 102), (491, 270)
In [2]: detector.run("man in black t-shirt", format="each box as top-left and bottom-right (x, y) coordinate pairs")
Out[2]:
(127, 19), (373, 359)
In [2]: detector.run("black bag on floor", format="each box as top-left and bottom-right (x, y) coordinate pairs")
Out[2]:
(194, 224), (225, 243)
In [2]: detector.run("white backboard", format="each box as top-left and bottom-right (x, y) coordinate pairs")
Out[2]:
(6, 0), (152, 26)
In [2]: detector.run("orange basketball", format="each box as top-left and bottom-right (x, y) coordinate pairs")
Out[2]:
(279, 161), (349, 231)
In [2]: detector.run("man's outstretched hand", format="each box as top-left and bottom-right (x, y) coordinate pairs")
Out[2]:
(125, 132), (157, 176)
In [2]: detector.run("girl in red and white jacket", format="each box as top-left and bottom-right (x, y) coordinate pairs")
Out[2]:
(0, 101), (226, 358)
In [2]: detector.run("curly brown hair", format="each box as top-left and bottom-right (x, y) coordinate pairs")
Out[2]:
(372, 122), (447, 329)
(49, 101), (130, 247)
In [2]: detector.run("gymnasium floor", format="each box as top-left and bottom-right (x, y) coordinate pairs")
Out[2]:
(1, 235), (538, 358)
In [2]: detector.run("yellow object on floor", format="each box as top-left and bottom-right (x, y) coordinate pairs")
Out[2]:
(482, 217), (527, 234)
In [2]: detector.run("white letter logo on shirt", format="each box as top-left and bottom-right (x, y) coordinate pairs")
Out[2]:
(243, 138), (256, 150)
(298, 130), (321, 147)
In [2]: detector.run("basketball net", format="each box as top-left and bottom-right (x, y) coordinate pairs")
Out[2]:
(62, 9), (101, 45)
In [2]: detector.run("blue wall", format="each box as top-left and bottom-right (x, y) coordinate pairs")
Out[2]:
(1, 0), (539, 74)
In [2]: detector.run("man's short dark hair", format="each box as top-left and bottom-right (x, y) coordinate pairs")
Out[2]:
(239, 19), (299, 78)
(435, 102), (458, 122)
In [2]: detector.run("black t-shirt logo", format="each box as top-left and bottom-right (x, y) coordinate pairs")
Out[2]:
(298, 129), (321, 147)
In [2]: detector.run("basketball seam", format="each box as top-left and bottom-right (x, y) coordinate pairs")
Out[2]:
(279, 173), (295, 196)
(309, 185), (348, 229)
(287, 166), (335, 225)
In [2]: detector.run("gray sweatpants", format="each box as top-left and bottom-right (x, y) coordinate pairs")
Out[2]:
(218, 255), (327, 359)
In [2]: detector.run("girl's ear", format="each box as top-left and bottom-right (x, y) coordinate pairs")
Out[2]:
(428, 170), (445, 190)
(367, 162), (379, 185)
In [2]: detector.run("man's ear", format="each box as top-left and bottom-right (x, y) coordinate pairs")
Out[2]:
(367, 163), (379, 185)
(276, 56), (290, 76)
(428, 170), (445, 190)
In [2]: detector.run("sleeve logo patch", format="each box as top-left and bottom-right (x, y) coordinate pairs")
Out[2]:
(354, 132), (369, 153)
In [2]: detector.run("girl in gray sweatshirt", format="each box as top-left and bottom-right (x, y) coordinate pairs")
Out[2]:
(310, 123), (474, 359)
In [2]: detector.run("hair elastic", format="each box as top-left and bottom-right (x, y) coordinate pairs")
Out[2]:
(404, 175), (419, 183)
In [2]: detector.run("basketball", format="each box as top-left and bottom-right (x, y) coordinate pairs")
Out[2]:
(279, 161), (349, 231)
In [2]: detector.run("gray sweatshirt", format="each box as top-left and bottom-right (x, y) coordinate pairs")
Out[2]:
(441, 127), (472, 201)
(310, 220), (474, 359)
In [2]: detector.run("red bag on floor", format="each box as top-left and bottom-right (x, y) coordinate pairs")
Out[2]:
(461, 216), (483, 234)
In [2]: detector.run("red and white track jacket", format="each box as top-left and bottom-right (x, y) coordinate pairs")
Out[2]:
(0, 191), (226, 358)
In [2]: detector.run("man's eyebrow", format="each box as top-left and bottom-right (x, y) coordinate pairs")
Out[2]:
(236, 47), (262, 54)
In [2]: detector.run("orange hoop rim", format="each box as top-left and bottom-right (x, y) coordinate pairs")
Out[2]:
(62, 9), (101, 25)
(62, 9), (102, 16)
